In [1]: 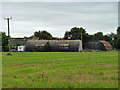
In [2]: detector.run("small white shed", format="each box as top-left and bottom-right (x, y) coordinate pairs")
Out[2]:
(18, 45), (25, 52)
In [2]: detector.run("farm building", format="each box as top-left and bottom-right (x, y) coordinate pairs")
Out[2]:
(85, 40), (112, 51)
(18, 45), (25, 52)
(10, 38), (27, 46)
(25, 40), (82, 52)
(11, 46), (17, 52)
(10, 38), (26, 52)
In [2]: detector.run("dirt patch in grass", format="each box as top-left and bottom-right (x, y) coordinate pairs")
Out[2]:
(75, 65), (88, 68)
(109, 55), (118, 56)
(56, 73), (108, 83)
(51, 72), (118, 84)
(74, 63), (118, 70)
(71, 73), (94, 80)
(11, 64), (44, 67)
(93, 63), (118, 70)
(11, 62), (63, 67)
(96, 63), (107, 65)
(111, 67), (120, 70)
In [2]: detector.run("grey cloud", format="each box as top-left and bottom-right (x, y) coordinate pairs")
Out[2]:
(1, 0), (120, 2)
(1, 2), (118, 38)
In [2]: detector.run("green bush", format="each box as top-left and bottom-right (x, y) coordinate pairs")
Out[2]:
(3, 46), (9, 52)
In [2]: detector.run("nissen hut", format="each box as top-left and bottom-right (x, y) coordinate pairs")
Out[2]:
(25, 40), (82, 52)
(85, 40), (112, 51)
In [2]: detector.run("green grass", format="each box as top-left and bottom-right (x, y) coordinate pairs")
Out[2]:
(2, 51), (118, 88)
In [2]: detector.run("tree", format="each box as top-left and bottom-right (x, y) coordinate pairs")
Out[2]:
(64, 27), (87, 39)
(109, 27), (120, 49)
(114, 27), (120, 49)
(0, 32), (9, 51)
(94, 32), (104, 41)
(103, 34), (112, 42)
(34, 30), (52, 40)
(114, 37), (120, 50)
(107, 32), (116, 48)
(117, 26), (120, 35)
(63, 27), (89, 48)
(52, 37), (63, 40)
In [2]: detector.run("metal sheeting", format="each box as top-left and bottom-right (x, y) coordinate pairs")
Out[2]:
(10, 38), (26, 45)
(85, 40), (112, 51)
(99, 40), (112, 50)
(25, 40), (82, 52)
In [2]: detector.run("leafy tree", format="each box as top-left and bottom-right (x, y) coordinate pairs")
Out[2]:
(52, 37), (63, 40)
(94, 32), (104, 41)
(103, 35), (112, 42)
(117, 26), (120, 35)
(64, 27), (86, 39)
(107, 32), (116, 48)
(115, 37), (120, 50)
(109, 27), (120, 49)
(63, 27), (89, 48)
(34, 30), (52, 40)
(114, 27), (120, 49)
(0, 32), (8, 51)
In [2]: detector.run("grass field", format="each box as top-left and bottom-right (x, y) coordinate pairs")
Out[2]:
(2, 51), (118, 88)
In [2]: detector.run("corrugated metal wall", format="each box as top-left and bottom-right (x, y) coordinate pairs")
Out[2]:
(85, 40), (112, 51)
(25, 40), (82, 52)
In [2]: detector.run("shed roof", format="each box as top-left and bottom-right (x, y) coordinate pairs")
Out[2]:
(99, 40), (112, 50)
(28, 40), (80, 42)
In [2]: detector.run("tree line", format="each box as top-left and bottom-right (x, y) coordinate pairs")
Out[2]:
(1, 26), (120, 51)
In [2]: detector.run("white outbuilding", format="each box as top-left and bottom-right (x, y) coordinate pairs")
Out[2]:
(18, 45), (25, 52)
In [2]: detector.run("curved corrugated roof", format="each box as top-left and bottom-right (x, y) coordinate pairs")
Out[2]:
(99, 40), (112, 50)
(28, 40), (81, 42)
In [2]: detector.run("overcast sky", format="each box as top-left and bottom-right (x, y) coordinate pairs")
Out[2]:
(1, 2), (118, 38)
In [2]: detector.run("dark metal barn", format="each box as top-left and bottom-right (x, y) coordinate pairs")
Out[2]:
(25, 40), (82, 52)
(85, 40), (112, 51)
